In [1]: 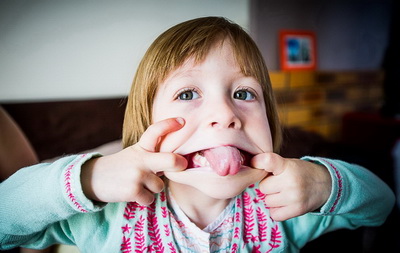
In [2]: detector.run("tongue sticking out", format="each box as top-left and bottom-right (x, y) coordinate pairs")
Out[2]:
(202, 146), (243, 176)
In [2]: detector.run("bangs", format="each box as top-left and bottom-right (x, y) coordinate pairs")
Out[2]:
(149, 18), (233, 85)
(151, 17), (270, 94)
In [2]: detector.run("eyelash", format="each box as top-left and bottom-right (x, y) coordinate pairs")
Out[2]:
(174, 86), (258, 101)
(174, 87), (200, 100)
(235, 87), (257, 100)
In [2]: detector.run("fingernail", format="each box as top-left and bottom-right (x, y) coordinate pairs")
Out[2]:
(176, 117), (185, 125)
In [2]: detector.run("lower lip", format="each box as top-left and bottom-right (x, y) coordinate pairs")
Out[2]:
(185, 166), (214, 172)
(184, 166), (251, 174)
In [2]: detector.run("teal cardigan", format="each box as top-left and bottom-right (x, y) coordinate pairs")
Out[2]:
(0, 154), (395, 252)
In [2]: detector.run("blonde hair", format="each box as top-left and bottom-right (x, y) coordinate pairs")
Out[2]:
(123, 16), (282, 151)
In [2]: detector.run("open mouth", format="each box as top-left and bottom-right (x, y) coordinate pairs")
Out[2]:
(183, 146), (252, 176)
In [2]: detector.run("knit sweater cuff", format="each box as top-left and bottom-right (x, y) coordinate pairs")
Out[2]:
(301, 156), (344, 215)
(61, 153), (104, 213)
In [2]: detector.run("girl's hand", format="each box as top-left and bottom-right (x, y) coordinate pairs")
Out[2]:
(252, 153), (332, 221)
(81, 118), (188, 206)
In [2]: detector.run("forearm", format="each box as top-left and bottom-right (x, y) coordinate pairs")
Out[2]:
(283, 157), (395, 249)
(0, 154), (103, 248)
(303, 157), (395, 226)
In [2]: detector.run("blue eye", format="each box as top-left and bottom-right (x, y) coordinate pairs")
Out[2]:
(177, 88), (200, 100)
(234, 89), (255, 100)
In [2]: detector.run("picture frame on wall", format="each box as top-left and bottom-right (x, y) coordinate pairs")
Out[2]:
(279, 30), (317, 71)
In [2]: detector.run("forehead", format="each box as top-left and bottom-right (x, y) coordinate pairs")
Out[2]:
(162, 40), (242, 82)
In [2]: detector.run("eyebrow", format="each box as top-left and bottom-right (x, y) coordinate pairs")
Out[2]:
(162, 63), (201, 87)
(171, 69), (198, 79)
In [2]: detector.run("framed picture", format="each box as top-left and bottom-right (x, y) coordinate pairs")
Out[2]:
(279, 30), (317, 71)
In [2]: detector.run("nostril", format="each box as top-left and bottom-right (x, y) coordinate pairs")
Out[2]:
(211, 121), (220, 128)
(228, 122), (236, 129)
(208, 107), (242, 129)
(211, 120), (238, 129)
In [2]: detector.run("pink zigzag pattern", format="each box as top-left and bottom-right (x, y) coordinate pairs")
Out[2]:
(234, 226), (240, 239)
(321, 159), (343, 213)
(235, 212), (241, 222)
(254, 188), (270, 210)
(147, 207), (164, 253)
(231, 243), (238, 253)
(160, 191), (166, 202)
(64, 155), (88, 213)
(146, 245), (154, 252)
(120, 236), (132, 253)
(164, 224), (171, 237)
(161, 207), (168, 218)
(243, 192), (255, 243)
(256, 207), (268, 242)
(167, 242), (177, 253)
(134, 215), (146, 253)
(255, 188), (266, 201)
(124, 202), (139, 220)
(252, 245), (261, 253)
(147, 202), (156, 212)
(236, 197), (242, 209)
(267, 224), (282, 252)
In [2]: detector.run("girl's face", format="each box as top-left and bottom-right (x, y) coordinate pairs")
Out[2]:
(152, 40), (272, 199)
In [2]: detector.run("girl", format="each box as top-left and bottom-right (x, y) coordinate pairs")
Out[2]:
(0, 17), (395, 252)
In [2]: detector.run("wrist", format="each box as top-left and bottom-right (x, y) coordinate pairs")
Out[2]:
(81, 157), (103, 203)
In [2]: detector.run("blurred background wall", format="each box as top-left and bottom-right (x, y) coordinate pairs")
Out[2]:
(250, 0), (391, 71)
(0, 0), (249, 101)
(0, 0), (393, 102)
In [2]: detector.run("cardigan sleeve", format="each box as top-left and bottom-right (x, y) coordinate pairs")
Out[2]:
(0, 153), (104, 250)
(282, 157), (395, 249)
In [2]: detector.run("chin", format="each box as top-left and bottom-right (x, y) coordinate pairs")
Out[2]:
(164, 167), (267, 199)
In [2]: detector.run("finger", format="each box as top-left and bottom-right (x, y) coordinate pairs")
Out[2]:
(139, 117), (185, 152)
(120, 174), (158, 206)
(263, 193), (284, 208)
(269, 207), (289, 222)
(144, 152), (188, 173)
(251, 152), (286, 176)
(142, 173), (165, 194)
(269, 205), (304, 222)
(259, 175), (282, 195)
(134, 188), (156, 206)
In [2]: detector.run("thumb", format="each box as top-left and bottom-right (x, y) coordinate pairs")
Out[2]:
(251, 152), (286, 176)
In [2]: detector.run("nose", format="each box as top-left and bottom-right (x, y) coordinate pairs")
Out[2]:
(208, 99), (242, 129)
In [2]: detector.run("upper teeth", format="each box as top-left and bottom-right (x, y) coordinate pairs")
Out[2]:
(191, 150), (246, 168)
(193, 152), (210, 167)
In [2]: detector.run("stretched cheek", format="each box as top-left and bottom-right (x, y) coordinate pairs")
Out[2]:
(264, 126), (273, 152)
(252, 116), (273, 153)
